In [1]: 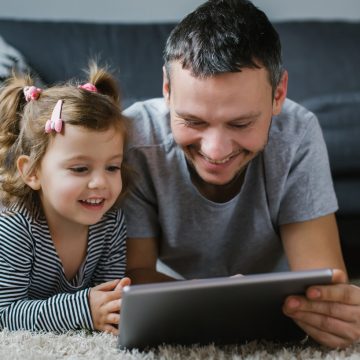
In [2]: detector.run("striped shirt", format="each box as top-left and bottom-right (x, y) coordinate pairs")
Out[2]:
(0, 203), (126, 332)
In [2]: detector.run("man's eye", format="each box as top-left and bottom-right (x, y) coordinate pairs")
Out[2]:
(107, 165), (121, 172)
(230, 122), (250, 129)
(183, 120), (204, 127)
(70, 167), (88, 173)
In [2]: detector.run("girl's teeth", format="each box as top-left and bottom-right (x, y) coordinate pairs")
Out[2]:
(84, 199), (103, 204)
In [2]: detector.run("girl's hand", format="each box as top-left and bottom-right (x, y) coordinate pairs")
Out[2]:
(89, 277), (131, 335)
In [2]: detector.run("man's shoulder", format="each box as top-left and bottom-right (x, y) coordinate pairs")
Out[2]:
(123, 98), (172, 149)
(270, 98), (318, 142)
(123, 98), (168, 118)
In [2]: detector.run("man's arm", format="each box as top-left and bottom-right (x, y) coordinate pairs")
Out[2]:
(125, 237), (175, 284)
(281, 213), (360, 348)
(280, 213), (346, 273)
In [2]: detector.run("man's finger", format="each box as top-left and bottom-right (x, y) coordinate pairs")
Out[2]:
(284, 296), (358, 322)
(332, 269), (348, 284)
(294, 319), (353, 349)
(306, 284), (360, 305)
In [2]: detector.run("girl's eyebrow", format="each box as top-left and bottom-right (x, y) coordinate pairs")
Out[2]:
(63, 153), (123, 163)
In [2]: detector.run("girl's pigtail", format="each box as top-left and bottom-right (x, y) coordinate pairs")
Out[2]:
(0, 75), (29, 159)
(0, 74), (32, 173)
(87, 62), (121, 105)
(0, 73), (40, 207)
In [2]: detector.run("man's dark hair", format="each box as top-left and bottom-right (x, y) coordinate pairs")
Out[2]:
(164, 0), (283, 93)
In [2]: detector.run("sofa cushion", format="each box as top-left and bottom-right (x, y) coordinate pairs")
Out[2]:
(0, 20), (175, 108)
(301, 92), (360, 176)
(275, 22), (360, 102)
(301, 92), (360, 216)
(1, 20), (360, 107)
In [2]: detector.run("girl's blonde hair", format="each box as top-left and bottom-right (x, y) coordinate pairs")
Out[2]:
(0, 63), (130, 210)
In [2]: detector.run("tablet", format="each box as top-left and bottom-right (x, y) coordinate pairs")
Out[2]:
(118, 268), (333, 349)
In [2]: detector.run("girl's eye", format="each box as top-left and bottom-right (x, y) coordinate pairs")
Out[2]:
(70, 167), (88, 173)
(107, 165), (121, 172)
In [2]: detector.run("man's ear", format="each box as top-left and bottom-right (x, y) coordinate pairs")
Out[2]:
(162, 65), (170, 106)
(272, 70), (288, 116)
(17, 155), (41, 190)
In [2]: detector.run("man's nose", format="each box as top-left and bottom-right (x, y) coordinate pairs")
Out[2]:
(200, 128), (233, 161)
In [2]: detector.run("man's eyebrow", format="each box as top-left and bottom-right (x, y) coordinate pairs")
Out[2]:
(227, 112), (262, 122)
(175, 110), (261, 122)
(174, 110), (203, 121)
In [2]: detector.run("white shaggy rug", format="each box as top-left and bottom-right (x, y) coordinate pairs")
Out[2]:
(1, 329), (360, 360)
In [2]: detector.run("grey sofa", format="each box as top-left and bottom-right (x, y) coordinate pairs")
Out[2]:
(0, 19), (359, 277)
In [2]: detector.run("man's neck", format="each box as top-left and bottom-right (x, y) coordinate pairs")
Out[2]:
(189, 165), (247, 203)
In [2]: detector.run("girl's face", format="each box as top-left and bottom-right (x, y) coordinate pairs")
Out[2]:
(32, 124), (124, 228)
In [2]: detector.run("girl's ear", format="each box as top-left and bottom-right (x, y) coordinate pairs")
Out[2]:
(17, 155), (41, 190)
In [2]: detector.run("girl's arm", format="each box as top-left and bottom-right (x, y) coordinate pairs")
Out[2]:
(0, 212), (93, 332)
(90, 209), (127, 284)
(0, 286), (93, 332)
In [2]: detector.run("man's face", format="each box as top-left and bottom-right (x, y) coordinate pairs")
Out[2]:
(163, 61), (287, 187)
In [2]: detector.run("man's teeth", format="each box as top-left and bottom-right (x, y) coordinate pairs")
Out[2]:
(83, 199), (103, 204)
(200, 150), (241, 164)
(205, 156), (231, 164)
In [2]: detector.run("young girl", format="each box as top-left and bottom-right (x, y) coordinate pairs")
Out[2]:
(0, 64), (131, 335)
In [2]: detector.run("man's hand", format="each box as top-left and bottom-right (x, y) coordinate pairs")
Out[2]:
(283, 269), (360, 348)
(89, 277), (131, 335)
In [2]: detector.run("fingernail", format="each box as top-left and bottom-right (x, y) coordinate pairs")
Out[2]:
(308, 287), (321, 299)
(288, 298), (301, 309)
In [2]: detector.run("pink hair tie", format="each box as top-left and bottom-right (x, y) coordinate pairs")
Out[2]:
(78, 83), (98, 92)
(45, 100), (63, 134)
(23, 86), (42, 102)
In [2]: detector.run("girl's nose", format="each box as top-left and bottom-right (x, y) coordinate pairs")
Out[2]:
(88, 173), (107, 189)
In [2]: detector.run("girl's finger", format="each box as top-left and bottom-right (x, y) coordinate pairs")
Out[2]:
(93, 279), (120, 292)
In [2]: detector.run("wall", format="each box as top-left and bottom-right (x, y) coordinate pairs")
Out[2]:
(1, 0), (360, 23)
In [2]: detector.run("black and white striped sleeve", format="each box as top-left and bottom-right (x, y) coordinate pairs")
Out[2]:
(0, 212), (93, 332)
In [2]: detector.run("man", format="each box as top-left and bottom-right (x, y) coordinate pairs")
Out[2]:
(122, 0), (360, 348)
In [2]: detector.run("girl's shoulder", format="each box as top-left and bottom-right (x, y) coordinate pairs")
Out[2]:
(0, 202), (42, 230)
(0, 203), (41, 264)
(90, 208), (126, 241)
(99, 207), (126, 227)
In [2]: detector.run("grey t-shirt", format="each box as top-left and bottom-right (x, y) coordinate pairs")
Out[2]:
(122, 98), (338, 279)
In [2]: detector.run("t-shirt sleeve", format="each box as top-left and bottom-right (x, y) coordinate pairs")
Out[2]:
(0, 212), (93, 332)
(90, 209), (127, 284)
(277, 113), (338, 224)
